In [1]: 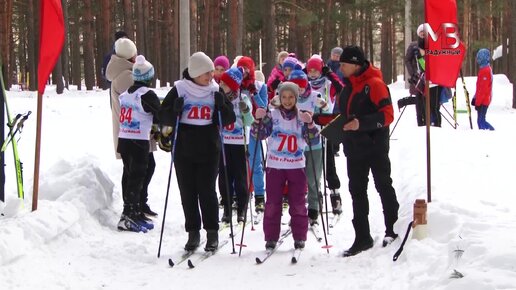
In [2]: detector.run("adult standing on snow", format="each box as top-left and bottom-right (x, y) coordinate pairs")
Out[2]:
(405, 24), (426, 126)
(159, 52), (235, 252)
(106, 38), (159, 217)
(337, 45), (399, 257)
(106, 38), (138, 160)
(117, 55), (160, 233)
(101, 31), (127, 89)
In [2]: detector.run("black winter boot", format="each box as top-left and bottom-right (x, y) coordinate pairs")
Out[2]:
(342, 218), (373, 257)
(205, 230), (219, 252)
(184, 231), (200, 251)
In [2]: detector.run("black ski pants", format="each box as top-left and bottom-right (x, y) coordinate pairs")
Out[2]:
(346, 151), (399, 237)
(175, 156), (220, 232)
(118, 139), (149, 211)
(218, 144), (249, 214)
(140, 152), (155, 205)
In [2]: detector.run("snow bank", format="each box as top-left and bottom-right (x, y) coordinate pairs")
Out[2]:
(0, 158), (115, 265)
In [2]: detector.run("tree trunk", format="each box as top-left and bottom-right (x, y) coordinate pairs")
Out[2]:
(0, 0), (13, 88)
(228, 0), (238, 60)
(70, 0), (82, 90)
(236, 0), (243, 56)
(136, 0), (145, 57)
(190, 0), (197, 53)
(83, 0), (95, 90)
(123, 0), (134, 39)
(27, 0), (37, 91)
(380, 11), (393, 83)
(62, 0), (70, 89)
(263, 0), (275, 77)
(52, 55), (64, 94)
(510, 0), (516, 108)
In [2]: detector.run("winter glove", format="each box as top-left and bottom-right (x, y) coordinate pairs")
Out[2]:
(161, 125), (173, 138)
(408, 73), (420, 85)
(158, 134), (172, 152)
(271, 78), (281, 90)
(321, 66), (332, 77)
(150, 124), (160, 140)
(174, 97), (184, 113)
(214, 91), (225, 110)
(247, 83), (256, 94)
(238, 100), (250, 113)
(315, 97), (328, 110)
(471, 97), (476, 107)
(270, 95), (280, 108)
(255, 108), (267, 120)
(299, 111), (313, 124)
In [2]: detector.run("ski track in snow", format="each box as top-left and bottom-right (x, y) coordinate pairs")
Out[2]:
(1, 76), (516, 289)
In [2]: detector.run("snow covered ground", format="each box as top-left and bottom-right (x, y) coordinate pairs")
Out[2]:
(0, 75), (515, 290)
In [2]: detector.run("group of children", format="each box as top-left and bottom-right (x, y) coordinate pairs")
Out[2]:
(113, 46), (347, 252)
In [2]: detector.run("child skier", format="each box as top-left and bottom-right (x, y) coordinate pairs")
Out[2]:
(473, 48), (495, 130)
(305, 55), (345, 215)
(117, 55), (160, 233)
(251, 82), (320, 250)
(218, 67), (255, 223)
(287, 69), (329, 226)
(159, 52), (235, 252)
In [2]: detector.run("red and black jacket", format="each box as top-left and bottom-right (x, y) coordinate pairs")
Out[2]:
(337, 61), (394, 158)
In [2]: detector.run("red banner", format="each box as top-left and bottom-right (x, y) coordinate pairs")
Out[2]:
(37, 0), (64, 94)
(424, 0), (466, 88)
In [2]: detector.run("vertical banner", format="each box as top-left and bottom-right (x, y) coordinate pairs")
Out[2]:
(424, 0), (466, 87)
(34, 0), (64, 211)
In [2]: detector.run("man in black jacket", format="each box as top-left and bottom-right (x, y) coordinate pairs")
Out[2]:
(337, 45), (399, 257)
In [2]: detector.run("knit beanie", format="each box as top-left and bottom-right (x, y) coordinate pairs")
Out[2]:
(115, 38), (137, 60)
(339, 45), (366, 65)
(476, 48), (490, 67)
(331, 47), (343, 56)
(220, 67), (244, 92)
(417, 24), (425, 37)
(278, 81), (300, 99)
(277, 51), (289, 64)
(237, 56), (256, 72)
(114, 31), (128, 41)
(288, 69), (308, 89)
(306, 57), (324, 73)
(214, 55), (230, 70)
(132, 55), (155, 82)
(282, 57), (300, 70)
(255, 70), (265, 82)
(188, 52), (214, 78)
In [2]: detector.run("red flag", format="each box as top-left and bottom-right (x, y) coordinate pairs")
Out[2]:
(38, 0), (64, 94)
(424, 0), (466, 88)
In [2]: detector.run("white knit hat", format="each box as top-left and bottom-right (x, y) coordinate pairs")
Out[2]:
(417, 24), (425, 37)
(132, 55), (155, 82)
(115, 38), (137, 60)
(188, 52), (214, 78)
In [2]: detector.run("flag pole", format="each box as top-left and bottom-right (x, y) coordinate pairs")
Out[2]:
(32, 92), (43, 211)
(425, 80), (431, 203)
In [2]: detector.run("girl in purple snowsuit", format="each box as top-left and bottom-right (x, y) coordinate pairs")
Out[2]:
(251, 81), (320, 250)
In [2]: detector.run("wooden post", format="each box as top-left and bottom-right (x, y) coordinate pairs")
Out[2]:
(32, 92), (43, 211)
(425, 80), (432, 203)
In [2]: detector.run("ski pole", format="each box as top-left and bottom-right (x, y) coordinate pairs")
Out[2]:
(321, 136), (330, 234)
(2, 111), (31, 152)
(217, 109), (236, 254)
(238, 119), (262, 257)
(459, 70), (473, 129)
(389, 105), (407, 138)
(157, 100), (182, 258)
(304, 124), (331, 253)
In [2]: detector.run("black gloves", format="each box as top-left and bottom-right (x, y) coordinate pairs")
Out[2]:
(238, 100), (249, 113)
(158, 134), (171, 152)
(214, 91), (225, 109)
(321, 66), (331, 77)
(271, 78), (281, 90)
(174, 97), (184, 113)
